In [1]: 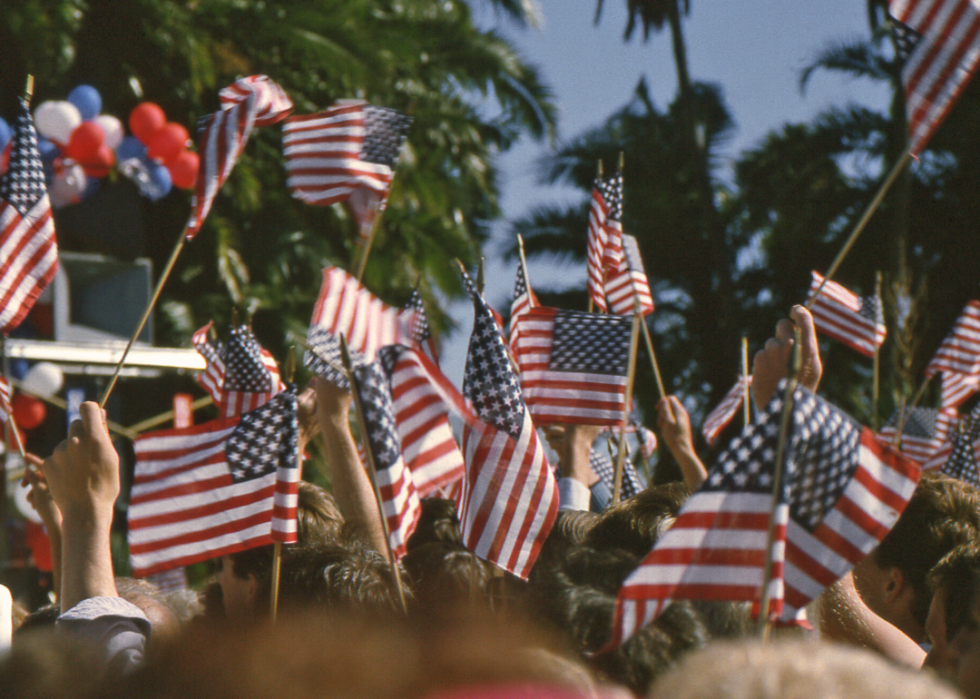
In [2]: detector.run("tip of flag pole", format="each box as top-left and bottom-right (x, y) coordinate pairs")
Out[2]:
(596, 160), (603, 178)
(618, 151), (624, 171)
(25, 75), (34, 102)
(283, 345), (296, 384)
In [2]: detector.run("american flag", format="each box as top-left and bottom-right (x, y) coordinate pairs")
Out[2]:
(192, 322), (284, 418)
(384, 344), (471, 497)
(586, 174), (623, 312)
(353, 350), (422, 559)
(808, 272), (886, 358)
(0, 96), (57, 333)
(0, 377), (11, 421)
(128, 389), (299, 576)
(702, 375), (753, 447)
(888, 0), (980, 154)
(605, 234), (654, 317)
(458, 270), (558, 579)
(878, 406), (957, 464)
(588, 442), (644, 501)
(303, 266), (415, 389)
(926, 300), (980, 377)
(508, 258), (539, 354)
(606, 383), (920, 649)
(186, 75), (293, 238)
(282, 101), (411, 235)
(405, 289), (438, 362)
(941, 370), (980, 409)
(513, 307), (633, 426)
(926, 404), (980, 486)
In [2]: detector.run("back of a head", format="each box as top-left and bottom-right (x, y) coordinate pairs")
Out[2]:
(649, 637), (960, 699)
(585, 483), (688, 558)
(930, 542), (980, 643)
(406, 497), (463, 550)
(402, 541), (491, 615)
(873, 471), (980, 626)
(114, 577), (181, 643)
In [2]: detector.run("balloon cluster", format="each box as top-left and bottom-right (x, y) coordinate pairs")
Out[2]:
(2, 363), (64, 450)
(0, 85), (199, 208)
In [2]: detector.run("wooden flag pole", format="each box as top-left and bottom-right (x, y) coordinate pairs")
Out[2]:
(639, 313), (673, 422)
(757, 327), (803, 636)
(339, 336), (408, 614)
(99, 234), (189, 408)
(587, 160), (604, 314)
(126, 396), (213, 434)
(742, 336), (751, 428)
(269, 348), (297, 623)
(872, 271), (882, 432)
(612, 310), (642, 504)
(516, 234), (533, 298)
(807, 151), (913, 307)
(354, 214), (384, 282)
(12, 380), (138, 440)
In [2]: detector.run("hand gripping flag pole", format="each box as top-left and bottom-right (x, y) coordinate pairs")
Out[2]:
(340, 335), (408, 614)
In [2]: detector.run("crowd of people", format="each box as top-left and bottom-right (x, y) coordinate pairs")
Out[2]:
(1, 305), (979, 699)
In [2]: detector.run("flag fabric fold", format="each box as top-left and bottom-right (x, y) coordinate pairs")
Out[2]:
(808, 272), (885, 358)
(0, 96), (57, 333)
(458, 270), (558, 579)
(128, 388), (299, 576)
(586, 174), (623, 312)
(940, 370), (980, 410)
(927, 404), (980, 486)
(186, 75), (293, 238)
(0, 377), (11, 421)
(508, 258), (539, 354)
(925, 300), (980, 378)
(607, 382), (919, 650)
(513, 307), (633, 426)
(879, 406), (957, 464)
(192, 322), (284, 418)
(605, 233), (654, 317)
(702, 375), (753, 447)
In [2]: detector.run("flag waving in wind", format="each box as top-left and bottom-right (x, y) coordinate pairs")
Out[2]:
(808, 272), (885, 358)
(702, 375), (752, 447)
(0, 96), (57, 333)
(458, 269), (558, 579)
(586, 174), (623, 312)
(888, 0), (980, 154)
(607, 383), (919, 649)
(605, 233), (654, 317)
(926, 300), (980, 378)
(186, 75), (293, 238)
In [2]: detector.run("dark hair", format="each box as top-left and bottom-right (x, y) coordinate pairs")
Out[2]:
(401, 541), (490, 615)
(873, 472), (980, 626)
(585, 482), (689, 558)
(405, 498), (462, 550)
(928, 543), (980, 640)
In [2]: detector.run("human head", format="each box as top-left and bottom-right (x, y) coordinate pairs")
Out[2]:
(401, 541), (491, 616)
(925, 543), (980, 699)
(114, 577), (181, 645)
(851, 471), (980, 641)
(584, 483), (688, 559)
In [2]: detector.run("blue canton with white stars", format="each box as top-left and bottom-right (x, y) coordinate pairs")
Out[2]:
(0, 97), (48, 217)
(886, 406), (940, 439)
(407, 289), (431, 344)
(223, 325), (274, 392)
(596, 173), (623, 223)
(461, 271), (525, 441)
(354, 352), (402, 471)
(551, 310), (632, 376)
(362, 106), (412, 168)
(226, 388), (298, 482)
(943, 406), (980, 487)
(304, 327), (367, 391)
(890, 16), (922, 63)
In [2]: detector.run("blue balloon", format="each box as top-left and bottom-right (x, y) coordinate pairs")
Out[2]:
(115, 135), (146, 162)
(145, 159), (172, 201)
(68, 84), (102, 121)
(0, 118), (10, 150)
(37, 136), (59, 163)
(10, 359), (29, 381)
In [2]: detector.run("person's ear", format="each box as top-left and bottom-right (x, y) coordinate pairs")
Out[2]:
(883, 566), (907, 604)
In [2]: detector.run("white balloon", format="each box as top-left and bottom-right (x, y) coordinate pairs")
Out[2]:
(34, 101), (82, 145)
(49, 165), (87, 209)
(22, 362), (64, 398)
(95, 114), (124, 150)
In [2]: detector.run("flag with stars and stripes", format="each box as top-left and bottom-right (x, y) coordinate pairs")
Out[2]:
(186, 75), (293, 238)
(940, 370), (980, 410)
(586, 174), (623, 313)
(128, 388), (299, 576)
(508, 257), (539, 355)
(353, 350), (422, 558)
(605, 382), (919, 649)
(458, 269), (558, 579)
(888, 0), (980, 154)
(588, 442), (644, 501)
(605, 233), (654, 317)
(192, 322), (285, 418)
(383, 344), (472, 497)
(879, 406), (957, 464)
(702, 375), (753, 447)
(513, 307), (633, 426)
(0, 96), (57, 333)
(283, 101), (411, 236)
(405, 289), (438, 363)
(929, 405), (980, 487)
(926, 300), (980, 378)
(303, 266), (416, 389)
(0, 377), (11, 421)
(808, 272), (886, 358)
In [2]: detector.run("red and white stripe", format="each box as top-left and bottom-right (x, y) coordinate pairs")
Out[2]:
(808, 272), (885, 358)
(586, 185), (611, 313)
(878, 408), (956, 464)
(0, 193), (56, 333)
(941, 370), (980, 409)
(926, 300), (980, 377)
(186, 75), (293, 238)
(702, 376), (752, 447)
(308, 266), (414, 360)
(605, 233), (654, 317)
(0, 377), (11, 421)
(513, 307), (629, 426)
(891, 0), (980, 153)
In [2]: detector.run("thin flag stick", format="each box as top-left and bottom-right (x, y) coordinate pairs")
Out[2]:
(340, 336), (408, 614)
(757, 328), (803, 637)
(892, 394), (909, 450)
(269, 348), (297, 623)
(742, 336), (751, 428)
(587, 160), (603, 314)
(12, 380), (137, 439)
(99, 234), (188, 408)
(807, 152), (913, 307)
(872, 271), (882, 431)
(516, 234), (533, 298)
(612, 310), (642, 504)
(354, 215), (383, 282)
(639, 313), (673, 421)
(126, 396), (213, 434)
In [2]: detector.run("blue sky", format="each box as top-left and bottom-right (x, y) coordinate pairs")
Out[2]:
(439, 0), (892, 384)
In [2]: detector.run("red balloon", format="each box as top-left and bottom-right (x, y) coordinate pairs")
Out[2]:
(64, 121), (105, 162)
(82, 144), (116, 178)
(147, 122), (188, 163)
(166, 150), (199, 189)
(130, 102), (166, 145)
(12, 394), (46, 430)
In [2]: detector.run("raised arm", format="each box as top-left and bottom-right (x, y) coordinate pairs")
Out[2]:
(656, 396), (708, 490)
(23, 454), (63, 598)
(752, 305), (822, 407)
